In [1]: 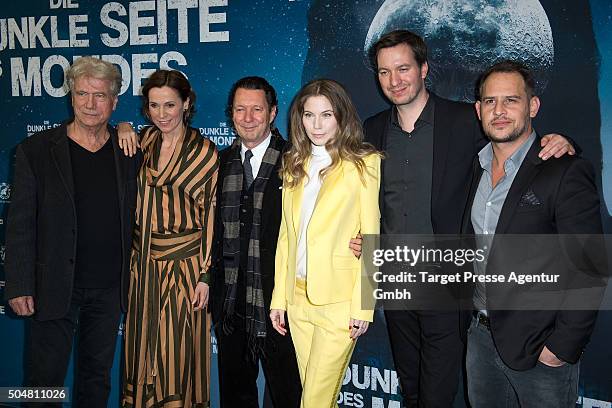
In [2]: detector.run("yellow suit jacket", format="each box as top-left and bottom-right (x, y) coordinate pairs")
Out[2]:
(271, 153), (381, 322)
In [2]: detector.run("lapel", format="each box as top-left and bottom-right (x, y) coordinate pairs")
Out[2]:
(378, 111), (390, 211)
(462, 156), (483, 234)
(313, 161), (343, 213)
(261, 137), (285, 228)
(109, 126), (126, 210)
(290, 160), (344, 235)
(291, 174), (305, 235)
(495, 139), (543, 234)
(431, 93), (450, 213)
(50, 123), (75, 202)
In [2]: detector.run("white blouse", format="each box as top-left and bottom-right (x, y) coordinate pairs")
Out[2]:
(296, 144), (332, 280)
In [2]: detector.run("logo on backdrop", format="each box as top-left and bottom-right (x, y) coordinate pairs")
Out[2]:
(211, 333), (218, 355)
(339, 363), (402, 407)
(0, 183), (11, 201)
(134, 122), (236, 150)
(200, 122), (235, 149)
(26, 121), (61, 137)
(578, 396), (612, 407)
(3, 0), (231, 97)
(0, 280), (4, 315)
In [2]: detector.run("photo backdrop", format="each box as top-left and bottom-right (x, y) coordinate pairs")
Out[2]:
(1, 1), (610, 407)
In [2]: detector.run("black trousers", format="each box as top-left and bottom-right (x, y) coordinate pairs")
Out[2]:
(385, 310), (463, 408)
(216, 315), (301, 408)
(26, 287), (121, 408)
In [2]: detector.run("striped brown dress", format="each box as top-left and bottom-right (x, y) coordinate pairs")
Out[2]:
(123, 127), (218, 408)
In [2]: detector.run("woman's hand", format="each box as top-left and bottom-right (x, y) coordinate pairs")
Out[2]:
(117, 122), (140, 157)
(270, 309), (287, 336)
(349, 233), (363, 259)
(349, 318), (369, 340)
(192, 282), (209, 311)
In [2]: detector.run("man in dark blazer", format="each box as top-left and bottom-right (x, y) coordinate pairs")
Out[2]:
(209, 76), (301, 408)
(4, 57), (141, 407)
(461, 60), (605, 406)
(363, 30), (575, 407)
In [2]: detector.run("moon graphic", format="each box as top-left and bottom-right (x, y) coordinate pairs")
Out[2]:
(364, 0), (554, 102)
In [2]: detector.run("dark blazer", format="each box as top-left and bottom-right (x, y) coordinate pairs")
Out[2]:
(209, 137), (287, 325)
(460, 138), (605, 370)
(363, 93), (486, 234)
(4, 123), (141, 321)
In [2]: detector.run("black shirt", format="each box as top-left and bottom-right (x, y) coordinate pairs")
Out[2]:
(382, 96), (435, 235)
(69, 137), (122, 288)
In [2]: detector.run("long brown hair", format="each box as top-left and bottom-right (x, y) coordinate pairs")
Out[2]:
(281, 79), (378, 188)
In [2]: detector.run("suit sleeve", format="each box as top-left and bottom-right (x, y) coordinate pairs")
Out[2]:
(363, 114), (384, 149)
(4, 145), (37, 301)
(270, 183), (290, 311)
(351, 154), (381, 322)
(545, 158), (606, 363)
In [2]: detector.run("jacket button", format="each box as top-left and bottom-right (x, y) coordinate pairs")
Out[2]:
(69, 259), (74, 264)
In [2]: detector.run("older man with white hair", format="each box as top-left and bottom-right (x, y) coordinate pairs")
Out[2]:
(4, 57), (141, 407)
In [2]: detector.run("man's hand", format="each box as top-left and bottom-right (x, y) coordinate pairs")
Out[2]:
(192, 282), (209, 311)
(349, 233), (363, 259)
(349, 318), (369, 340)
(8, 296), (35, 316)
(117, 122), (140, 157)
(538, 345), (565, 367)
(539, 134), (575, 160)
(270, 309), (287, 336)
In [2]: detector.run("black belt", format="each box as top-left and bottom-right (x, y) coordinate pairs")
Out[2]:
(473, 311), (490, 330)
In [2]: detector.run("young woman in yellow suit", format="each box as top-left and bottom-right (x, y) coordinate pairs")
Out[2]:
(270, 79), (381, 408)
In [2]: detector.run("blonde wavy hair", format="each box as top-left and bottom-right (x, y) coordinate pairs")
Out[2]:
(281, 79), (378, 188)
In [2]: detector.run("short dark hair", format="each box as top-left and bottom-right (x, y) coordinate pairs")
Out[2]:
(478, 60), (536, 100)
(369, 30), (428, 70)
(141, 70), (196, 124)
(225, 76), (278, 129)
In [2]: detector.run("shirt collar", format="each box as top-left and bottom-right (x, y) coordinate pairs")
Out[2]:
(311, 143), (330, 157)
(478, 130), (537, 173)
(241, 132), (271, 162)
(390, 93), (435, 128)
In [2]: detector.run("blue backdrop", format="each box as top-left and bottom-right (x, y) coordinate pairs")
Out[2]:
(1, 1), (610, 407)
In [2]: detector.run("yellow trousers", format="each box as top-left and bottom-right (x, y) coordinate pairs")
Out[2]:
(287, 279), (356, 408)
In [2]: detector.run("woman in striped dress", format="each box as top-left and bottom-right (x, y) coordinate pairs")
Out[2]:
(122, 70), (218, 408)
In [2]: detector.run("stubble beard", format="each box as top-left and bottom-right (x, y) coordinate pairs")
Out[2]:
(485, 116), (530, 144)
